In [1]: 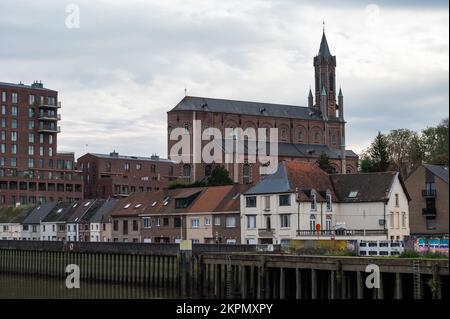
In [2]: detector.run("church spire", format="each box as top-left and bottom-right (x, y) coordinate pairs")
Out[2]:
(308, 87), (314, 107)
(318, 31), (332, 61)
(321, 84), (327, 96)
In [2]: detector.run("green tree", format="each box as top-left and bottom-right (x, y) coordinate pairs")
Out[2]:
(386, 129), (423, 178)
(207, 166), (234, 186)
(316, 152), (336, 174)
(368, 131), (390, 172)
(421, 118), (449, 166)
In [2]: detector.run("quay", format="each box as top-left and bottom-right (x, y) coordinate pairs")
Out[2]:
(0, 241), (448, 299)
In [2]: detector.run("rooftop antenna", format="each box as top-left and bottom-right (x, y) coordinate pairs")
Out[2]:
(184, 87), (187, 97)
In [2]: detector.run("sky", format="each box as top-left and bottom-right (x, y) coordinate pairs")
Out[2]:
(0, 0), (448, 159)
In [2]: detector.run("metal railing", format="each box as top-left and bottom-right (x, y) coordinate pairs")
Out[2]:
(422, 189), (436, 197)
(296, 229), (388, 237)
(422, 207), (437, 215)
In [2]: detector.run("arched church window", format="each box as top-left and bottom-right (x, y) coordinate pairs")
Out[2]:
(243, 164), (252, 184)
(204, 165), (212, 177)
(182, 164), (191, 178)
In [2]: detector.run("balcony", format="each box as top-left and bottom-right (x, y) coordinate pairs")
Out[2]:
(296, 229), (388, 237)
(258, 228), (275, 237)
(38, 125), (60, 133)
(422, 208), (437, 216)
(422, 189), (436, 198)
(38, 113), (61, 121)
(39, 101), (61, 109)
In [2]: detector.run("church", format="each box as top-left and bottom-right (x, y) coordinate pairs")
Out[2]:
(167, 31), (358, 184)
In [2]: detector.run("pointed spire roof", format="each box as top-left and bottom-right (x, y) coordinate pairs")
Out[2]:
(318, 31), (332, 61)
(321, 85), (327, 96)
(338, 87), (343, 97)
(308, 87), (313, 98)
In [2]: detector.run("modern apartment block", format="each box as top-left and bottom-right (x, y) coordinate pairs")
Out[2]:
(0, 81), (83, 206)
(405, 163), (449, 237)
(77, 152), (179, 199)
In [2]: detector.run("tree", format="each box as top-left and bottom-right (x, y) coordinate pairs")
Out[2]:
(421, 118), (449, 166)
(316, 152), (336, 174)
(386, 129), (423, 178)
(207, 166), (233, 186)
(368, 131), (390, 172)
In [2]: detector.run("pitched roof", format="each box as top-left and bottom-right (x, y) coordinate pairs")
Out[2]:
(215, 184), (252, 212)
(423, 163), (449, 184)
(78, 199), (107, 223)
(0, 205), (35, 223)
(110, 192), (163, 217)
(188, 185), (234, 212)
(91, 198), (119, 223)
(278, 142), (357, 159)
(22, 203), (57, 224)
(67, 199), (100, 223)
(169, 96), (324, 121)
(245, 161), (336, 200)
(42, 201), (80, 223)
(330, 172), (399, 203)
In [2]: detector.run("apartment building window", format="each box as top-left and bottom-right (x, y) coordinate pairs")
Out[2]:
(49, 147), (53, 157)
(169, 166), (174, 176)
(28, 158), (34, 168)
(28, 121), (34, 130)
(426, 217), (436, 230)
(39, 134), (44, 143)
(395, 194), (399, 207)
(151, 164), (156, 173)
(132, 220), (138, 231)
(49, 135), (53, 144)
(28, 133), (34, 143)
(226, 217), (236, 228)
(12, 93), (18, 104)
(214, 216), (220, 226)
(29, 108), (34, 118)
(29, 95), (35, 105)
(280, 214), (290, 228)
(136, 163), (141, 171)
(1, 118), (5, 128)
(279, 194), (291, 206)
(11, 119), (17, 129)
(309, 215), (316, 231)
(1, 131), (4, 141)
(113, 220), (119, 231)
(28, 145), (34, 155)
(1, 92), (6, 104)
(247, 215), (256, 229)
(39, 146), (44, 156)
(124, 163), (130, 171)
(264, 196), (270, 210)
(11, 106), (18, 117)
(191, 218), (199, 228)
(11, 144), (17, 154)
(245, 196), (256, 208)
(10, 131), (17, 142)
(0, 144), (4, 154)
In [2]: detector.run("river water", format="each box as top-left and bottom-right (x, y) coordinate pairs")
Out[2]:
(0, 273), (180, 299)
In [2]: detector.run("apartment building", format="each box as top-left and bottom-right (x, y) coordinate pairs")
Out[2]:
(0, 81), (83, 206)
(405, 163), (449, 237)
(77, 152), (179, 199)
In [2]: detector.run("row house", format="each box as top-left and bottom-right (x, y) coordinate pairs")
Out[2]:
(90, 199), (118, 242)
(241, 161), (411, 245)
(21, 202), (56, 240)
(0, 205), (35, 240)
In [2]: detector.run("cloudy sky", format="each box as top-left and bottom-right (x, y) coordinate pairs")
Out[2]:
(0, 0), (448, 159)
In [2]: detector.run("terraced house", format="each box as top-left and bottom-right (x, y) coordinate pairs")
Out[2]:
(241, 161), (411, 245)
(20, 202), (56, 240)
(0, 205), (35, 240)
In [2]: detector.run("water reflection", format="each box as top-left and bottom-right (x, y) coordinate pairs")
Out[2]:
(0, 274), (179, 299)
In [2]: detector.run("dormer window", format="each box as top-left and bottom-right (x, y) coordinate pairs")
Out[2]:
(124, 203), (131, 209)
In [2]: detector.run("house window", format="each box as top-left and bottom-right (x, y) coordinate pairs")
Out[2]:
(325, 218), (332, 231)
(395, 194), (399, 207)
(389, 212), (394, 229)
(247, 215), (256, 229)
(279, 194), (291, 206)
(309, 215), (316, 231)
(426, 217), (436, 230)
(214, 216), (220, 226)
(132, 220), (138, 231)
(245, 196), (256, 208)
(204, 217), (211, 226)
(280, 215), (290, 228)
(265, 216), (271, 230)
(226, 217), (236, 228)
(401, 212), (406, 228)
(123, 220), (128, 235)
(310, 192), (317, 210)
(174, 217), (181, 228)
(326, 192), (332, 211)
(191, 218), (200, 228)
(264, 196), (270, 210)
(155, 218), (161, 227)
